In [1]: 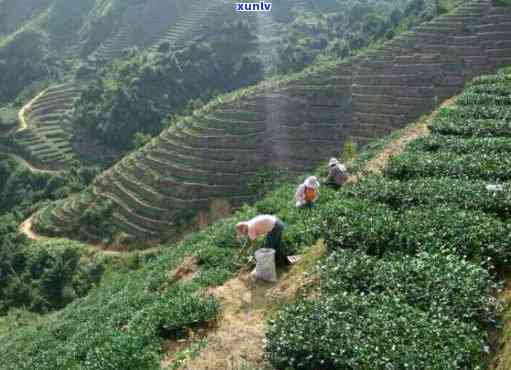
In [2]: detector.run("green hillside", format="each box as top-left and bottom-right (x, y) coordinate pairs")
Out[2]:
(30, 0), (511, 246)
(267, 69), (511, 368)
(3, 1), (511, 369)
(1, 66), (511, 369)
(0, 0), (453, 171)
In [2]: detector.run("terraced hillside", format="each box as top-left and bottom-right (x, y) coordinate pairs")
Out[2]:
(149, 0), (227, 51)
(33, 0), (511, 243)
(88, 2), (147, 61)
(89, 0), (227, 61)
(12, 82), (81, 169)
(8, 0), (231, 171)
(4, 68), (511, 369)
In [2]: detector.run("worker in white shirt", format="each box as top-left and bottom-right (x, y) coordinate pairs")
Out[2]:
(236, 214), (286, 265)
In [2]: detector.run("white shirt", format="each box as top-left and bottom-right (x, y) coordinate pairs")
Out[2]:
(246, 215), (277, 240)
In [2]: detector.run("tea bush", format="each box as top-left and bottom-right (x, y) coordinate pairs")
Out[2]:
(430, 116), (511, 137)
(266, 68), (511, 370)
(266, 293), (487, 370)
(385, 149), (511, 181)
(0, 203), (261, 369)
(320, 250), (499, 323)
(343, 176), (511, 217)
(324, 200), (511, 264)
(435, 103), (511, 120)
(409, 135), (511, 154)
(5, 65), (511, 370)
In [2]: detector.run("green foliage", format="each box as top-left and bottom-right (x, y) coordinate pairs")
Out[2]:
(267, 67), (511, 369)
(131, 132), (152, 150)
(494, 0), (511, 7)
(79, 196), (116, 240)
(324, 199), (511, 264)
(385, 149), (511, 181)
(430, 108), (511, 137)
(340, 136), (357, 162)
(0, 30), (58, 104)
(0, 105), (17, 129)
(275, 0), (459, 74)
(410, 135), (511, 154)
(74, 19), (264, 151)
(344, 176), (511, 218)
(0, 233), (104, 314)
(0, 156), (99, 215)
(0, 203), (260, 369)
(266, 293), (486, 370)
(320, 250), (499, 323)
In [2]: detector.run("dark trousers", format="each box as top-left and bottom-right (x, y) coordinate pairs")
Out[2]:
(325, 182), (341, 190)
(265, 220), (285, 265)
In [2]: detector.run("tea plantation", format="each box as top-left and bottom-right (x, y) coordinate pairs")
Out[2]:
(265, 68), (511, 369)
(1, 67), (511, 369)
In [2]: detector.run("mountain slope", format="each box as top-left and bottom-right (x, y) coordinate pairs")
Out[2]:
(32, 0), (511, 244)
(3, 66), (511, 369)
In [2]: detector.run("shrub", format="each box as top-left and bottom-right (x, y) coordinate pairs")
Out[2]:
(410, 135), (511, 154)
(341, 137), (357, 162)
(431, 117), (511, 137)
(266, 294), (487, 370)
(321, 198), (398, 255)
(0, 202), (264, 369)
(319, 250), (499, 323)
(0, 237), (104, 315)
(323, 200), (511, 264)
(343, 176), (511, 218)
(385, 149), (511, 181)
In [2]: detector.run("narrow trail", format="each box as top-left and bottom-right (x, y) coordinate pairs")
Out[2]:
(0, 145), (57, 174)
(19, 214), (161, 257)
(17, 87), (49, 132)
(20, 216), (40, 241)
(348, 96), (456, 183)
(163, 97), (459, 369)
(0, 86), (60, 174)
(173, 241), (323, 370)
(490, 272), (511, 370)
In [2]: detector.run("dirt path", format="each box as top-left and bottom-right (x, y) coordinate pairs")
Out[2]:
(20, 216), (42, 241)
(347, 96), (456, 183)
(0, 147), (57, 174)
(17, 88), (49, 132)
(0, 86), (60, 174)
(19, 214), (161, 256)
(489, 274), (511, 370)
(162, 97), (459, 370)
(176, 249), (322, 370)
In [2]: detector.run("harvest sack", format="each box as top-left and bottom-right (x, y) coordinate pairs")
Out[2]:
(255, 248), (277, 282)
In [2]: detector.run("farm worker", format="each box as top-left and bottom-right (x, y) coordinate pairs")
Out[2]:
(294, 176), (320, 208)
(325, 157), (349, 189)
(236, 214), (286, 265)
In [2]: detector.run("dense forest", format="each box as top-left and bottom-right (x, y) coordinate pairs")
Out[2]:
(0, 156), (103, 316)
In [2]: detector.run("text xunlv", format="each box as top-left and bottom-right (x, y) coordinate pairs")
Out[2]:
(234, 2), (272, 11)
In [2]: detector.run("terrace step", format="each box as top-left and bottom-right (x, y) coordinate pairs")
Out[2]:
(111, 212), (157, 239)
(100, 190), (170, 232)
